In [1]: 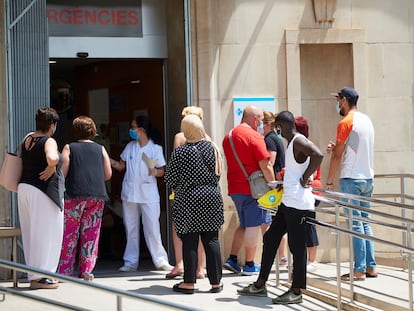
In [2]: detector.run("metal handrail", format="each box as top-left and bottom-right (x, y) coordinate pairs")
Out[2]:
(0, 260), (202, 311)
(308, 185), (414, 311)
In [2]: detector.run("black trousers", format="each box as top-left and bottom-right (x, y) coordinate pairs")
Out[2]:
(258, 204), (311, 289)
(180, 230), (222, 285)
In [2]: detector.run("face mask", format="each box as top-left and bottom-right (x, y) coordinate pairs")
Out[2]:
(129, 129), (139, 140)
(276, 125), (282, 137)
(336, 102), (345, 116)
(336, 102), (341, 114)
(52, 123), (57, 135)
(257, 120), (264, 134)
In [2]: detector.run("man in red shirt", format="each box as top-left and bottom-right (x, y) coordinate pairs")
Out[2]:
(222, 105), (275, 275)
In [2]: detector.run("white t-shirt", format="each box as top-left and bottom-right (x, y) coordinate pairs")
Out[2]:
(120, 140), (166, 203)
(336, 111), (374, 179)
(282, 133), (315, 211)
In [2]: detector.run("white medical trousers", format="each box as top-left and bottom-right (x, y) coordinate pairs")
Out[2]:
(122, 201), (169, 269)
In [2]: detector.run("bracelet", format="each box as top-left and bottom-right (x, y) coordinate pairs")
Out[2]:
(326, 182), (333, 186)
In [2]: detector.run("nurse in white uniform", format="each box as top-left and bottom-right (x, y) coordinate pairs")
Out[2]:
(111, 115), (172, 272)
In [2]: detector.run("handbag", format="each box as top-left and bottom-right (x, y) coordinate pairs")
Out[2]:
(228, 130), (270, 199)
(0, 153), (23, 192)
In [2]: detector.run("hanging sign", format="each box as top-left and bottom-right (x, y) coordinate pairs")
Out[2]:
(47, 0), (143, 37)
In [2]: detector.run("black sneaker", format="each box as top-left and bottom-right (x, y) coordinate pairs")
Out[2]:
(237, 283), (267, 297)
(272, 290), (302, 304)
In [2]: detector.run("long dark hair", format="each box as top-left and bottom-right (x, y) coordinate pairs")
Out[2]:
(135, 115), (162, 145)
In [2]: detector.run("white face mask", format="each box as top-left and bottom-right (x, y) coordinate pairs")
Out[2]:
(52, 123), (57, 135)
(336, 102), (341, 114)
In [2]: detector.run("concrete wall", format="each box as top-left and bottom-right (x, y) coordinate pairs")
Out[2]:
(190, 0), (414, 263)
(0, 0), (413, 270)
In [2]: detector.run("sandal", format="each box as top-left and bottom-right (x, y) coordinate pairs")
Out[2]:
(81, 274), (94, 281)
(366, 272), (378, 278)
(30, 278), (59, 289)
(210, 283), (223, 293)
(166, 267), (184, 279)
(366, 268), (378, 278)
(341, 273), (366, 281)
(173, 282), (195, 294)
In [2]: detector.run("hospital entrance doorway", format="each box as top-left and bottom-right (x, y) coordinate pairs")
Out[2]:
(50, 58), (168, 263)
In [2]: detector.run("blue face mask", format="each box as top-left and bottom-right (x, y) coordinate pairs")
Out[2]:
(129, 129), (139, 140)
(257, 120), (264, 134)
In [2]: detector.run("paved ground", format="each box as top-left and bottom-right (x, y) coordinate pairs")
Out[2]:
(0, 259), (412, 311)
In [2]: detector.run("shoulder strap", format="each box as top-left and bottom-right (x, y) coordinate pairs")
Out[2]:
(229, 130), (249, 178)
(17, 131), (36, 156)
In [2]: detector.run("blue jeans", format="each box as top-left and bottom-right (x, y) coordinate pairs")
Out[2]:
(340, 178), (376, 273)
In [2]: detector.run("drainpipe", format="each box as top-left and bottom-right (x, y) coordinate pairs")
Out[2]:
(183, 0), (193, 106)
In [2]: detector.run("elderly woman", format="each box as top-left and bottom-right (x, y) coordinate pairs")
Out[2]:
(18, 107), (64, 289)
(57, 116), (112, 281)
(165, 115), (224, 294)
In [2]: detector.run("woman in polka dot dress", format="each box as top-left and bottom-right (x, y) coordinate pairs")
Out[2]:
(165, 114), (224, 294)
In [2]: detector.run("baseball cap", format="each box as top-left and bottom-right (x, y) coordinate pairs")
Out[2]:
(330, 87), (359, 104)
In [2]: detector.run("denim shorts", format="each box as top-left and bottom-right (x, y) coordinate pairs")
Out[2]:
(230, 194), (271, 228)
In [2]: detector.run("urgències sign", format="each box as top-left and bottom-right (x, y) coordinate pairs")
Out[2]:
(47, 0), (143, 37)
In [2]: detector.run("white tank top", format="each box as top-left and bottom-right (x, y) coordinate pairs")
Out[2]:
(282, 133), (315, 211)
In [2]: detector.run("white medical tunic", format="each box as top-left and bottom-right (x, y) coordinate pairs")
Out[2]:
(120, 140), (166, 203)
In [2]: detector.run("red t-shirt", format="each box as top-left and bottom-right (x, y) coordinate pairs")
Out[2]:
(222, 124), (270, 195)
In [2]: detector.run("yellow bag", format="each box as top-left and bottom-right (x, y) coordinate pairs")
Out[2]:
(257, 188), (284, 210)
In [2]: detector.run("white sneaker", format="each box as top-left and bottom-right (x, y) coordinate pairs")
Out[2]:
(119, 265), (136, 272)
(307, 262), (317, 273)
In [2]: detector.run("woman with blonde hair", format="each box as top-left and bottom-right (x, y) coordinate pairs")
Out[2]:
(166, 106), (208, 279)
(165, 115), (224, 293)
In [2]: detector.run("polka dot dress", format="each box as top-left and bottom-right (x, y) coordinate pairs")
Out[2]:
(165, 140), (224, 235)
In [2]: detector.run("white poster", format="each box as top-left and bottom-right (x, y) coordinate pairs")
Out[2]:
(233, 97), (276, 127)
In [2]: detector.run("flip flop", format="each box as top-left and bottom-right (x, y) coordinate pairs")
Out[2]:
(166, 267), (184, 279)
(173, 282), (195, 294)
(365, 272), (378, 278)
(210, 284), (223, 293)
(341, 273), (366, 281)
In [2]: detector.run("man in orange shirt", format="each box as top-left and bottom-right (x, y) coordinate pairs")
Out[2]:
(326, 87), (377, 281)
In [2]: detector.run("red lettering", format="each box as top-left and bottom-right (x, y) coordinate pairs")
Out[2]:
(117, 10), (127, 25)
(112, 10), (116, 25)
(48, 7), (140, 28)
(46, 9), (59, 24)
(60, 9), (72, 25)
(72, 8), (83, 25)
(128, 11), (139, 26)
(84, 10), (97, 25)
(98, 10), (110, 25)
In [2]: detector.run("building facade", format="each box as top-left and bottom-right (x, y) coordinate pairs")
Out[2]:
(0, 0), (413, 272)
